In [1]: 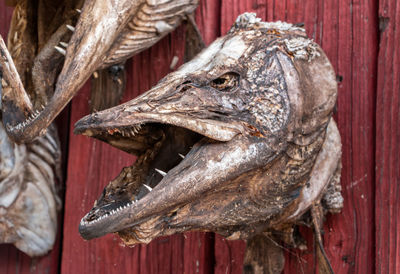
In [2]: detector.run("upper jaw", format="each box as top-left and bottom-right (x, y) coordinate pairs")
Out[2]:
(74, 82), (247, 143)
(74, 110), (244, 143)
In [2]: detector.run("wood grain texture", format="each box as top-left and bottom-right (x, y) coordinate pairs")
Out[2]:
(60, 0), (222, 272)
(214, 235), (246, 274)
(1, 0), (397, 273)
(216, 1), (378, 273)
(376, 0), (400, 273)
(0, 3), (12, 38)
(60, 14), (217, 273)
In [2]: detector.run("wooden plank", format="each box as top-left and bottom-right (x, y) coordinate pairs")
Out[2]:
(0, 2), (13, 38)
(335, 0), (377, 272)
(194, 0), (221, 45)
(60, 0), (220, 268)
(286, 0), (378, 272)
(183, 232), (215, 274)
(60, 36), (185, 274)
(215, 2), (268, 273)
(376, 0), (400, 273)
(215, 1), (378, 273)
(214, 235), (246, 274)
(0, 0), (386, 273)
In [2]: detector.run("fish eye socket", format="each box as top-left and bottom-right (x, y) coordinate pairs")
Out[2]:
(210, 72), (240, 91)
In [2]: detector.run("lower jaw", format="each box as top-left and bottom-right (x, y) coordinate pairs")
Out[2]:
(80, 125), (204, 235)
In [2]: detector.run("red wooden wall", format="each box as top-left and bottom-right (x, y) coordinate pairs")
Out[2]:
(0, 0), (399, 273)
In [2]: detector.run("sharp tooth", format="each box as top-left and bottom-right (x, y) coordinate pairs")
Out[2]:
(54, 46), (66, 56)
(59, 41), (68, 48)
(155, 168), (167, 177)
(143, 184), (152, 191)
(66, 25), (75, 32)
(76, 8), (82, 13)
(130, 130), (135, 136)
(178, 153), (185, 159)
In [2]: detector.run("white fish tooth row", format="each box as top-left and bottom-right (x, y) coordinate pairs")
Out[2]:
(81, 198), (143, 225)
(114, 124), (143, 137)
(6, 106), (44, 131)
(55, 23), (77, 56)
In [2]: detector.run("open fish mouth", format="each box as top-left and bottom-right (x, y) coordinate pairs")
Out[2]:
(75, 116), (243, 243)
(74, 12), (341, 245)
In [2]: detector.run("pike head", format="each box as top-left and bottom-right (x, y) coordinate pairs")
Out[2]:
(3, 0), (198, 142)
(75, 13), (338, 244)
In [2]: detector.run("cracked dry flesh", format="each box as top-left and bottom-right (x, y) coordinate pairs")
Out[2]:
(1, 0), (198, 143)
(76, 13), (343, 246)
